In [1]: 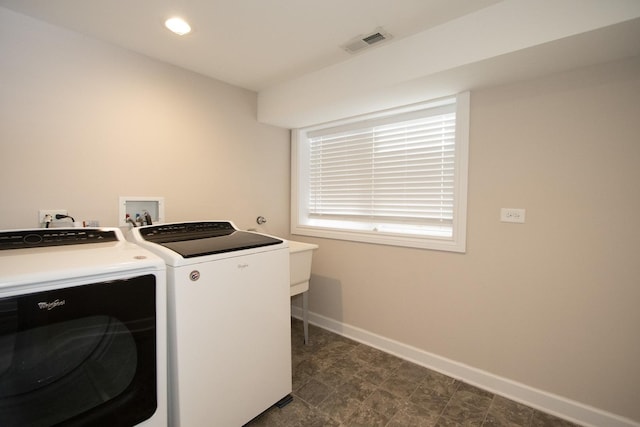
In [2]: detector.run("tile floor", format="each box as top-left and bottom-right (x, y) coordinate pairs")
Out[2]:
(246, 318), (583, 427)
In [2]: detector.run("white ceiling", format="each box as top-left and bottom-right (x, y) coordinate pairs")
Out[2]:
(0, 0), (502, 91)
(2, 0), (640, 128)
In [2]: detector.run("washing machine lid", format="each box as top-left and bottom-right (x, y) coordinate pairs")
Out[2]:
(137, 221), (282, 258)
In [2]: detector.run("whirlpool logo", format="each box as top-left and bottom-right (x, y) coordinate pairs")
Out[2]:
(38, 299), (66, 311)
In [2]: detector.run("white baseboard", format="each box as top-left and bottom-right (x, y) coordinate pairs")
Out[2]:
(291, 306), (639, 427)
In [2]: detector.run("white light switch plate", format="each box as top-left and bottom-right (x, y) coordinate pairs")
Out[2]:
(500, 208), (525, 223)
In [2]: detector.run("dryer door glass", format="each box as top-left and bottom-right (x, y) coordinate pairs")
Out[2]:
(0, 275), (157, 427)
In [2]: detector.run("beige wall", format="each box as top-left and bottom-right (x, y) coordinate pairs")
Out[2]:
(301, 56), (640, 423)
(0, 8), (290, 235)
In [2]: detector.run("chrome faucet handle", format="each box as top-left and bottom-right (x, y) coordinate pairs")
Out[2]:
(256, 216), (267, 225)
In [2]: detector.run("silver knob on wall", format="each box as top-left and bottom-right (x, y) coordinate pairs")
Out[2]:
(256, 216), (267, 225)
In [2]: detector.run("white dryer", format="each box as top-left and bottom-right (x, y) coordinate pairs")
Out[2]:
(127, 221), (291, 427)
(0, 227), (167, 427)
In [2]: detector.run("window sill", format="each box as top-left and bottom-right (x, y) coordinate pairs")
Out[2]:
(291, 224), (466, 253)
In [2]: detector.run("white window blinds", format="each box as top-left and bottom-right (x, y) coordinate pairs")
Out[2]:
(292, 92), (469, 252)
(307, 103), (456, 229)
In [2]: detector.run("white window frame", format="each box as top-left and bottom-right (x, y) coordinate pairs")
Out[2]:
(291, 92), (469, 252)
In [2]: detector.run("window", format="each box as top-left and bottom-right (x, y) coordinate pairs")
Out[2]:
(292, 92), (469, 252)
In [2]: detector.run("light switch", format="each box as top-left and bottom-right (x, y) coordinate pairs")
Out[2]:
(500, 208), (525, 223)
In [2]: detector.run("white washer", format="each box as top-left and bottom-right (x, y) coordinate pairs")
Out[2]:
(127, 221), (291, 427)
(0, 227), (167, 427)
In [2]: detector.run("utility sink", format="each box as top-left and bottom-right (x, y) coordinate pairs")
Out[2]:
(289, 240), (318, 344)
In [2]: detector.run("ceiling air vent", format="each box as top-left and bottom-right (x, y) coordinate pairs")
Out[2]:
(341, 28), (393, 54)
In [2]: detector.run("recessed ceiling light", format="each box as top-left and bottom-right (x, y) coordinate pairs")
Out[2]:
(165, 17), (191, 36)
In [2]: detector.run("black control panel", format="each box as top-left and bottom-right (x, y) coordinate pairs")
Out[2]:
(139, 221), (236, 244)
(0, 229), (118, 250)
